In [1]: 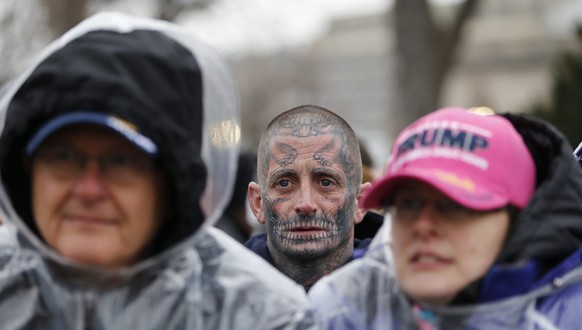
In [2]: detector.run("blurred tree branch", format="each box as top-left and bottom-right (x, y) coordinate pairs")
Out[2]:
(0, 0), (51, 85)
(529, 26), (582, 147)
(0, 0), (216, 86)
(43, 0), (216, 37)
(393, 0), (479, 132)
(157, 0), (214, 21)
(45, 0), (88, 38)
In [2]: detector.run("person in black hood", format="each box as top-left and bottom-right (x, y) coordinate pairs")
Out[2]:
(246, 105), (373, 292)
(0, 13), (315, 329)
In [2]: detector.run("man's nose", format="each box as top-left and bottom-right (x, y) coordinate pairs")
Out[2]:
(295, 183), (317, 216)
(72, 161), (107, 202)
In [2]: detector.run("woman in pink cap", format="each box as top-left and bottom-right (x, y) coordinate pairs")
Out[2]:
(309, 107), (582, 329)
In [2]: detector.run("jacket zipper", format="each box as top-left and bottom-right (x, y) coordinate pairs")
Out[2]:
(82, 290), (97, 330)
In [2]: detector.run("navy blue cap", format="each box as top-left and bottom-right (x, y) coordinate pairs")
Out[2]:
(26, 111), (158, 156)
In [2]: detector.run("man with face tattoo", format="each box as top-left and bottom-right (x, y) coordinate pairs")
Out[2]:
(246, 104), (374, 291)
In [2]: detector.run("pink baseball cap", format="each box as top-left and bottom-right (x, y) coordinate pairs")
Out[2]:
(362, 107), (536, 211)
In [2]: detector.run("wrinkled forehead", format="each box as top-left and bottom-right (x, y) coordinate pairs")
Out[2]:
(275, 113), (335, 137)
(267, 133), (344, 170)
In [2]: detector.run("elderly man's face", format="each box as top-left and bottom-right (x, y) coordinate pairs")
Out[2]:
(31, 125), (166, 270)
(252, 131), (361, 260)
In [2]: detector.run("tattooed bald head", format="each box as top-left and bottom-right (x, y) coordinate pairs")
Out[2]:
(257, 105), (362, 193)
(249, 104), (367, 291)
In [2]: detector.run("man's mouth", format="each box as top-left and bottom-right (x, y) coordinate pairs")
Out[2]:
(280, 224), (332, 240)
(287, 225), (325, 232)
(282, 219), (332, 231)
(276, 218), (337, 240)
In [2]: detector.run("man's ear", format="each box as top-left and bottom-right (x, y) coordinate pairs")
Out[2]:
(248, 181), (266, 224)
(353, 182), (372, 224)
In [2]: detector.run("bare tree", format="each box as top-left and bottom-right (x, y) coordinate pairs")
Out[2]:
(42, 0), (215, 37)
(392, 0), (479, 132)
(0, 0), (217, 86)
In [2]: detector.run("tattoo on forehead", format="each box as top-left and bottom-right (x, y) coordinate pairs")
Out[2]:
(313, 138), (336, 167)
(271, 142), (298, 168)
(339, 145), (358, 189)
(314, 132), (360, 191)
(278, 113), (333, 137)
(259, 109), (362, 188)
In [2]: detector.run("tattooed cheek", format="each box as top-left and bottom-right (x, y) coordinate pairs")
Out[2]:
(321, 196), (341, 204)
(273, 197), (291, 205)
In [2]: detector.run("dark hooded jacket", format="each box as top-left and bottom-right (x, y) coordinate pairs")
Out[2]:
(309, 113), (582, 329)
(0, 13), (314, 329)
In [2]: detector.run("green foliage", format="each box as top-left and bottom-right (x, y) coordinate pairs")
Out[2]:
(530, 26), (582, 147)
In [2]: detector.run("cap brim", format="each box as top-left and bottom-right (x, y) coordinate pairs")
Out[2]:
(26, 111), (158, 156)
(362, 166), (509, 211)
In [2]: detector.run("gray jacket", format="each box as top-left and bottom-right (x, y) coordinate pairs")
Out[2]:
(0, 13), (314, 330)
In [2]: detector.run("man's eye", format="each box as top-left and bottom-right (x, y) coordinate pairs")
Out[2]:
(277, 179), (290, 188)
(320, 179), (333, 187)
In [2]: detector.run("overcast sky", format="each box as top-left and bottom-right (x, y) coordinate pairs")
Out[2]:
(174, 0), (465, 58)
(176, 0), (389, 58)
